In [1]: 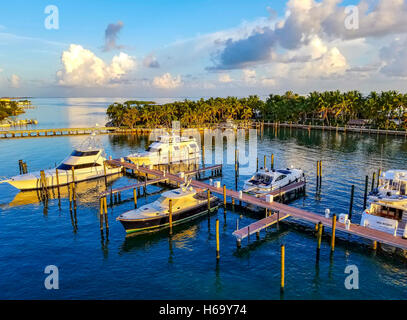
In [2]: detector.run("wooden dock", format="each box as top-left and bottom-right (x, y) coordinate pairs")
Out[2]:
(100, 177), (168, 196)
(107, 159), (407, 251)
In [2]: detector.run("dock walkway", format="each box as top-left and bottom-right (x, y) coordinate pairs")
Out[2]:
(107, 159), (407, 251)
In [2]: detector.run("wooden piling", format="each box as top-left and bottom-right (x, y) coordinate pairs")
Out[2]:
(317, 222), (323, 250)
(371, 172), (376, 191)
(71, 167), (75, 184)
(363, 175), (368, 210)
(169, 199), (173, 235)
(373, 240), (377, 250)
(103, 196), (109, 229)
(377, 169), (382, 188)
(271, 154), (274, 170)
(223, 184), (226, 206)
(216, 219), (220, 260)
(331, 214), (336, 252)
(207, 189), (211, 213)
(348, 185), (355, 219)
(280, 244), (285, 292)
(99, 197), (104, 232)
(133, 188), (137, 208)
(263, 155), (267, 169)
(256, 157), (259, 171)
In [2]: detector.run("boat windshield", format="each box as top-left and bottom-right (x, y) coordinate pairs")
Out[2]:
(146, 146), (160, 152)
(71, 150), (100, 157)
(57, 163), (101, 170)
(251, 173), (273, 184)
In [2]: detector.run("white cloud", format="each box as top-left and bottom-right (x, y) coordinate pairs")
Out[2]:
(218, 73), (232, 83)
(380, 37), (407, 78)
(9, 74), (20, 88)
(242, 69), (256, 84)
(143, 53), (160, 68)
(152, 73), (182, 89)
(56, 44), (136, 87)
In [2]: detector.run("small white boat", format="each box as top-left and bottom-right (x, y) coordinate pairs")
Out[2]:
(243, 167), (304, 196)
(368, 170), (407, 205)
(126, 134), (200, 166)
(117, 185), (219, 234)
(360, 200), (407, 238)
(0, 133), (122, 191)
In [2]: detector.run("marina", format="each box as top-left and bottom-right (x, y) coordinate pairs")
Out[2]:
(1, 98), (407, 300)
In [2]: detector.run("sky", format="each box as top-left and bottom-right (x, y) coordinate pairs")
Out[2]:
(0, 0), (406, 98)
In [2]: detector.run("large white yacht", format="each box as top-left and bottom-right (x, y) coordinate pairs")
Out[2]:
(361, 200), (407, 237)
(0, 133), (122, 191)
(243, 167), (304, 196)
(117, 185), (219, 234)
(368, 170), (407, 205)
(126, 135), (200, 166)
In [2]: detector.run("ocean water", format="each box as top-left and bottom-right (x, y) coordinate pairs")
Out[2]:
(0, 98), (406, 299)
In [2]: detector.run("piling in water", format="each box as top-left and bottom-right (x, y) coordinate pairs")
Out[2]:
(271, 154), (274, 170)
(280, 244), (285, 292)
(331, 214), (336, 252)
(371, 172), (376, 191)
(223, 184), (226, 206)
(363, 175), (368, 210)
(133, 188), (137, 208)
(348, 185), (355, 220)
(216, 219), (220, 260)
(169, 199), (173, 235)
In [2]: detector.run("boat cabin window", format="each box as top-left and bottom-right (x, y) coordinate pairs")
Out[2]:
(189, 143), (197, 149)
(275, 175), (286, 182)
(71, 150), (100, 157)
(57, 163), (101, 170)
(147, 146), (160, 152)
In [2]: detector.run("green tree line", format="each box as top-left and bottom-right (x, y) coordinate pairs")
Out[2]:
(106, 91), (407, 130)
(0, 101), (25, 121)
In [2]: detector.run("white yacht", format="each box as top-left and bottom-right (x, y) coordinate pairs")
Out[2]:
(0, 133), (122, 191)
(243, 167), (304, 196)
(361, 200), (407, 238)
(117, 185), (219, 234)
(126, 135), (200, 166)
(368, 170), (407, 205)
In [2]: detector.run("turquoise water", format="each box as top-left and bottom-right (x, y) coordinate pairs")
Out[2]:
(0, 98), (406, 299)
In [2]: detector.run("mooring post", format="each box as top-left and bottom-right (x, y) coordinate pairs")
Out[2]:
(264, 155), (267, 169)
(207, 189), (211, 214)
(271, 154), (274, 170)
(373, 240), (377, 250)
(371, 172), (376, 191)
(256, 157), (259, 171)
(216, 219), (220, 260)
(99, 197), (104, 232)
(71, 167), (75, 185)
(103, 196), (109, 229)
(236, 218), (239, 231)
(223, 184), (226, 207)
(169, 199), (173, 235)
(316, 161), (320, 187)
(18, 160), (23, 174)
(133, 188), (137, 208)
(331, 214), (336, 252)
(363, 175), (368, 210)
(316, 221), (323, 258)
(377, 169), (382, 188)
(280, 244), (285, 292)
(348, 185), (355, 220)
(319, 161), (322, 185)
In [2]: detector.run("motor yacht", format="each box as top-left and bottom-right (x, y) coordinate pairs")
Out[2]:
(0, 133), (122, 191)
(117, 185), (219, 234)
(360, 200), (407, 237)
(243, 167), (304, 196)
(126, 135), (200, 166)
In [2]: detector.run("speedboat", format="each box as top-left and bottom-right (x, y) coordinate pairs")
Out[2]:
(117, 186), (219, 234)
(368, 170), (407, 205)
(243, 167), (304, 196)
(0, 133), (122, 191)
(126, 134), (200, 166)
(360, 200), (407, 237)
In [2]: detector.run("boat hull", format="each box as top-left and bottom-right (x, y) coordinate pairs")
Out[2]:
(118, 199), (220, 234)
(7, 167), (122, 191)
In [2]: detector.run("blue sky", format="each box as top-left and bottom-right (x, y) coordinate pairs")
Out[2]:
(1, 0), (406, 97)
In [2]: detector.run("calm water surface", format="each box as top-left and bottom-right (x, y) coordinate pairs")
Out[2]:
(0, 98), (406, 299)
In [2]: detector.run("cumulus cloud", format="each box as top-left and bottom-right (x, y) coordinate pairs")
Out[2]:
(210, 0), (407, 70)
(218, 73), (232, 83)
(242, 69), (256, 84)
(103, 21), (124, 51)
(9, 74), (20, 88)
(152, 73), (182, 89)
(57, 44), (136, 87)
(143, 53), (160, 68)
